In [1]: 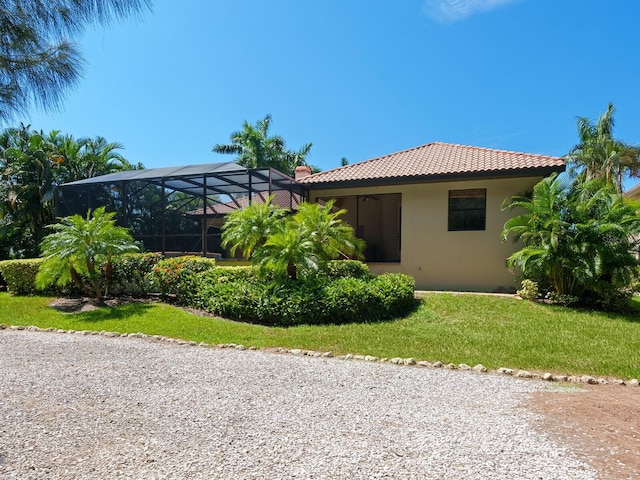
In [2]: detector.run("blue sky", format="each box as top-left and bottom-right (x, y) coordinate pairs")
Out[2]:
(23, 0), (640, 187)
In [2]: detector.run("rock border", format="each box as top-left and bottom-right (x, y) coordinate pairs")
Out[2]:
(1, 323), (638, 388)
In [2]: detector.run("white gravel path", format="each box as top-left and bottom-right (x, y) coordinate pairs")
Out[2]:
(0, 330), (595, 479)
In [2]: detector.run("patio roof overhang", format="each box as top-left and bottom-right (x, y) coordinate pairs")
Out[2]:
(61, 162), (304, 198)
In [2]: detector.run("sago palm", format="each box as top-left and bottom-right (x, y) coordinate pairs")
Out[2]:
(294, 200), (364, 261)
(255, 221), (318, 280)
(36, 207), (139, 300)
(220, 195), (287, 258)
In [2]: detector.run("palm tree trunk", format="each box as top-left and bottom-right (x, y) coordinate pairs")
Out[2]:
(69, 266), (90, 296)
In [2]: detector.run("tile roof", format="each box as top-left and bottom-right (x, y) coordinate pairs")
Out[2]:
(298, 141), (565, 186)
(189, 190), (303, 216)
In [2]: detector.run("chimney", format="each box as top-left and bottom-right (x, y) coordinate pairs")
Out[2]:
(294, 165), (312, 180)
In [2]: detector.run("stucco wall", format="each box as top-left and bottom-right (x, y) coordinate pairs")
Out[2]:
(308, 176), (543, 292)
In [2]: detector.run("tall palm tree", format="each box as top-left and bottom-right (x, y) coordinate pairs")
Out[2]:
(567, 103), (640, 192)
(36, 206), (139, 300)
(213, 114), (313, 175)
(0, 0), (151, 121)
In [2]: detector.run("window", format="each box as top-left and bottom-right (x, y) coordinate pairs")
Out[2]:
(448, 189), (486, 231)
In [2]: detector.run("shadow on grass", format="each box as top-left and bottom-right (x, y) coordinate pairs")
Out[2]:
(537, 298), (640, 324)
(73, 302), (156, 323)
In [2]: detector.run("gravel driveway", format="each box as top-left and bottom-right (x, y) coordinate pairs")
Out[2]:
(0, 330), (595, 479)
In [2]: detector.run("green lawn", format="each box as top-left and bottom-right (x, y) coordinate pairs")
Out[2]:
(1, 291), (639, 379)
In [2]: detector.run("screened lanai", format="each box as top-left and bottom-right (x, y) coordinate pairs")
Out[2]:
(57, 162), (306, 257)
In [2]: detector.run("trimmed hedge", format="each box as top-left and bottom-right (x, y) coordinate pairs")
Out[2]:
(148, 256), (217, 300)
(194, 271), (415, 325)
(0, 259), (42, 295)
(110, 252), (162, 295)
(321, 260), (371, 279)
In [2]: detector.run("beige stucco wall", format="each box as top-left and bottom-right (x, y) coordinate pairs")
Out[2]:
(308, 176), (544, 292)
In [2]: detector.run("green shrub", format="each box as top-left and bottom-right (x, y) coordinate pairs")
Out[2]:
(0, 259), (42, 295)
(194, 272), (415, 326)
(202, 266), (257, 284)
(517, 279), (540, 301)
(109, 253), (162, 296)
(148, 256), (217, 300)
(322, 260), (370, 279)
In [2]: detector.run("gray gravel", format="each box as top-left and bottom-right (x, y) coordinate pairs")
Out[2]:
(0, 330), (595, 479)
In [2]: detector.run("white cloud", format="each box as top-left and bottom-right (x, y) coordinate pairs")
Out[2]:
(423, 0), (517, 24)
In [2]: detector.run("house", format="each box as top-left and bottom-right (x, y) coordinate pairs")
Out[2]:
(296, 142), (565, 292)
(623, 182), (640, 201)
(57, 141), (564, 292)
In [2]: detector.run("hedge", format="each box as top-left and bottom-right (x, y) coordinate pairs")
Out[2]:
(147, 256), (217, 300)
(0, 258), (43, 295)
(194, 271), (415, 326)
(109, 252), (162, 295)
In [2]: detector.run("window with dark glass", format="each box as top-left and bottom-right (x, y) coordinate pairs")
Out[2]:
(448, 189), (486, 231)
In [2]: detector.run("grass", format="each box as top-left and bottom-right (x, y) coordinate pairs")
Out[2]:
(1, 291), (639, 379)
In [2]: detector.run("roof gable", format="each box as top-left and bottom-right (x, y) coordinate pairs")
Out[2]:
(299, 142), (565, 187)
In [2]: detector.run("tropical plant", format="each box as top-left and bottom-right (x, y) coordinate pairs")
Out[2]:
(255, 222), (319, 280)
(0, 0), (151, 121)
(0, 124), (59, 255)
(0, 125), (137, 259)
(53, 133), (141, 182)
(294, 200), (365, 261)
(221, 197), (365, 280)
(220, 195), (287, 258)
(212, 114), (314, 175)
(567, 103), (640, 192)
(36, 207), (139, 300)
(502, 174), (640, 309)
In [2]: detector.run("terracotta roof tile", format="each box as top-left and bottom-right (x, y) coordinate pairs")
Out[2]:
(189, 190), (302, 216)
(298, 142), (565, 186)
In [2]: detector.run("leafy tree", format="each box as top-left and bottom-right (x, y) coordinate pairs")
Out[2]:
(502, 174), (640, 308)
(567, 103), (640, 192)
(36, 207), (139, 300)
(213, 114), (314, 175)
(0, 0), (151, 121)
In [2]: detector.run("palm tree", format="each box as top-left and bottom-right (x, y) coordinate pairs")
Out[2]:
(36, 207), (139, 300)
(567, 103), (640, 192)
(294, 200), (365, 261)
(48, 132), (138, 182)
(0, 125), (58, 254)
(213, 114), (313, 175)
(0, 0), (151, 121)
(255, 222), (318, 280)
(220, 195), (287, 259)
(502, 174), (640, 302)
(0, 126), (136, 258)
(222, 196), (365, 280)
